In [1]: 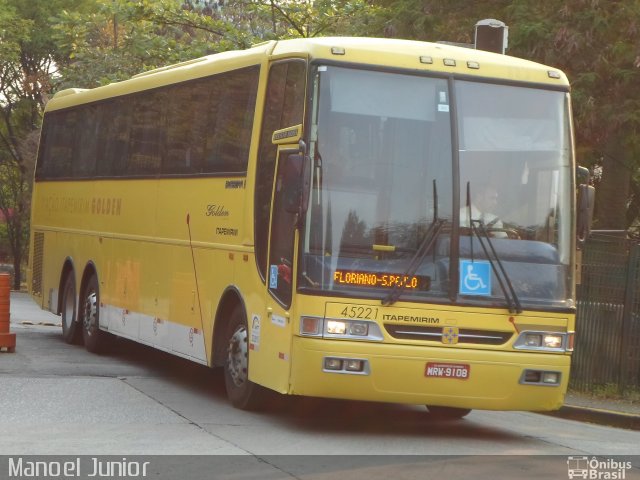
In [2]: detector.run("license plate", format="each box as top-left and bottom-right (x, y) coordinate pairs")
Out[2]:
(425, 362), (470, 380)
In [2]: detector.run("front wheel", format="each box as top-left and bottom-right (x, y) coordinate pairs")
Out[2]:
(223, 306), (268, 410)
(426, 405), (471, 420)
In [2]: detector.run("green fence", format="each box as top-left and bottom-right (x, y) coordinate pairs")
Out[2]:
(571, 232), (640, 394)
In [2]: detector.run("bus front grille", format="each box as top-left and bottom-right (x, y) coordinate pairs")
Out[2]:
(384, 324), (513, 345)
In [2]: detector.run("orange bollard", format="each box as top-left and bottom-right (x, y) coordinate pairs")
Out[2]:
(0, 273), (16, 353)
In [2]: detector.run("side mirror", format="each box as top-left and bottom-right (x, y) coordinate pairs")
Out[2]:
(281, 153), (311, 215)
(576, 166), (595, 247)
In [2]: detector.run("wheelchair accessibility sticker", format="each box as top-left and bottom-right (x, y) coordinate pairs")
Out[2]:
(459, 260), (491, 296)
(269, 265), (278, 289)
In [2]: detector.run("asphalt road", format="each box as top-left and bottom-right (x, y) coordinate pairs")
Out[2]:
(1, 292), (639, 479)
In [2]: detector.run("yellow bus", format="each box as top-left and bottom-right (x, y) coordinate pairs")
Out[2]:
(29, 37), (580, 418)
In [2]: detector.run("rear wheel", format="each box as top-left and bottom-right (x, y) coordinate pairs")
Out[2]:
(426, 406), (471, 420)
(61, 273), (81, 344)
(82, 274), (108, 353)
(223, 305), (268, 410)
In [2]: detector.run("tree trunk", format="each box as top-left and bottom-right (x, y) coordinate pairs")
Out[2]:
(12, 256), (21, 291)
(8, 215), (24, 291)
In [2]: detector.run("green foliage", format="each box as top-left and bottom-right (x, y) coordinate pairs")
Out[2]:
(0, 3), (30, 65)
(248, 0), (383, 39)
(0, 157), (30, 290)
(376, 0), (509, 41)
(0, 0), (79, 287)
(50, 0), (257, 88)
(506, 1), (640, 143)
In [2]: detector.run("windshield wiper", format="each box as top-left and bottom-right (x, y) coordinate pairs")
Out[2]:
(466, 183), (522, 314)
(382, 180), (443, 306)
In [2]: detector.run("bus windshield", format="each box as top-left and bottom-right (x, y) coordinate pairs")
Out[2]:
(300, 65), (574, 309)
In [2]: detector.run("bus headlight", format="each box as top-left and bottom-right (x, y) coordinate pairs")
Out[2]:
(543, 334), (563, 349)
(326, 320), (347, 335)
(349, 322), (369, 336)
(514, 331), (568, 352)
(325, 320), (369, 336)
(300, 317), (383, 341)
(324, 318), (382, 341)
(522, 333), (543, 347)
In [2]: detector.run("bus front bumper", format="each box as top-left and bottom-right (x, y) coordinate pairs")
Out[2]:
(289, 337), (570, 411)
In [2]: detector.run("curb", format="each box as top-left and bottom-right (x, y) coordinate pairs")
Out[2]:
(543, 405), (640, 431)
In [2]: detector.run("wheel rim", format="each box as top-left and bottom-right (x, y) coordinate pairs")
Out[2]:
(227, 325), (248, 388)
(83, 290), (98, 337)
(62, 283), (75, 330)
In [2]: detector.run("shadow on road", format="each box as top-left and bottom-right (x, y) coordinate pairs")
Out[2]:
(79, 334), (520, 442)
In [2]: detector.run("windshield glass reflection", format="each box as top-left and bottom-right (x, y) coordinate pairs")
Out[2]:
(456, 81), (573, 307)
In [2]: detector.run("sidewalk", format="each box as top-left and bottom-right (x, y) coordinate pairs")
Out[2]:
(7, 291), (61, 326)
(550, 392), (640, 431)
(5, 291), (640, 430)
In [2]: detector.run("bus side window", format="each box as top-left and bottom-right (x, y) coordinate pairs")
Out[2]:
(98, 98), (131, 177)
(42, 110), (76, 179)
(74, 105), (100, 177)
(35, 114), (54, 179)
(163, 82), (208, 175)
(128, 91), (165, 176)
(206, 67), (259, 173)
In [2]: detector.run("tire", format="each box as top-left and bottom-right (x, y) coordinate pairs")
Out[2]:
(81, 274), (108, 353)
(223, 305), (268, 410)
(60, 273), (82, 344)
(426, 406), (472, 420)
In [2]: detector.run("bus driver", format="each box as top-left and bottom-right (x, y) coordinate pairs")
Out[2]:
(460, 184), (507, 237)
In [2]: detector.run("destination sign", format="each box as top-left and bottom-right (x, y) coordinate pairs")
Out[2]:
(333, 270), (430, 290)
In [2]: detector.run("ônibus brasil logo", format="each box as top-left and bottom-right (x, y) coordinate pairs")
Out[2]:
(567, 456), (633, 479)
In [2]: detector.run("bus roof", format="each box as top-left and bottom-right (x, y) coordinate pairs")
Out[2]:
(46, 37), (569, 112)
(271, 37), (568, 86)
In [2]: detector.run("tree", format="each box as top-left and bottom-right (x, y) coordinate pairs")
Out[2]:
(51, 0), (255, 89)
(248, 0), (382, 39)
(0, 0), (60, 289)
(0, 152), (33, 290)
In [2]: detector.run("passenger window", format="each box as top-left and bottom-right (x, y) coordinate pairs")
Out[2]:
(129, 91), (165, 175)
(203, 67), (259, 173)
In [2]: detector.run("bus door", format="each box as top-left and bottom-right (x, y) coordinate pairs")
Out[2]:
(269, 143), (306, 299)
(254, 143), (301, 393)
(251, 60), (307, 393)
